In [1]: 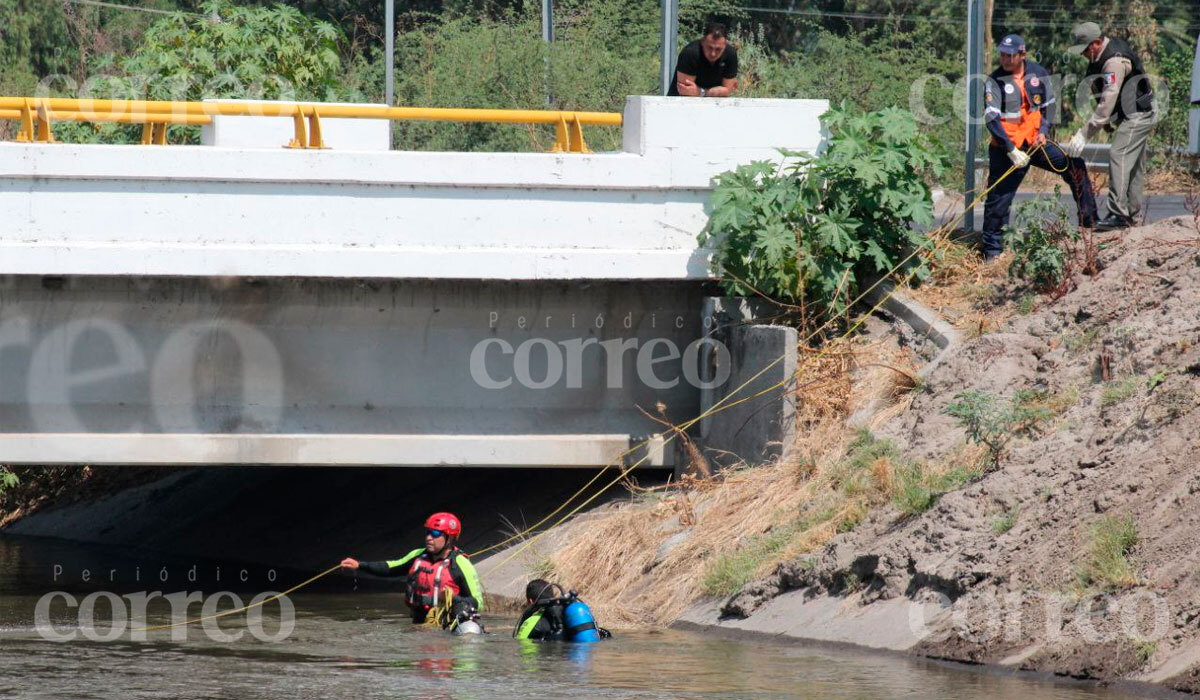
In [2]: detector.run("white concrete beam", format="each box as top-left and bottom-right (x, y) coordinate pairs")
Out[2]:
(0, 433), (670, 467)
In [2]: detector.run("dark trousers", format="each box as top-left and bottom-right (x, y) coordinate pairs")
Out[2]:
(981, 142), (1098, 257)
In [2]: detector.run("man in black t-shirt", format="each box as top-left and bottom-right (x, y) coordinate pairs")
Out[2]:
(667, 23), (739, 97)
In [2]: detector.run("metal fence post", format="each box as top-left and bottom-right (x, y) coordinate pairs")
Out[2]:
(660, 0), (678, 96)
(964, 0), (985, 233)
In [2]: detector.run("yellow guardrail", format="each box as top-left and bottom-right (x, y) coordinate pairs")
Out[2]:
(0, 97), (623, 152)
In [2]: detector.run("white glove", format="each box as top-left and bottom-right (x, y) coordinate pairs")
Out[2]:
(1064, 130), (1086, 158)
(1008, 148), (1030, 169)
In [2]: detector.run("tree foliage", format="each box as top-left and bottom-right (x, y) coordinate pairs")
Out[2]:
(96, 0), (345, 102)
(699, 104), (948, 328)
(0, 0), (75, 93)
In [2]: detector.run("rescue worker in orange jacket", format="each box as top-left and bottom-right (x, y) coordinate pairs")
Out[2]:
(981, 34), (1097, 261)
(341, 512), (484, 625)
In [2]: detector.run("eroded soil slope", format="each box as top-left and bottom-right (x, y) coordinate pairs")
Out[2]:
(724, 216), (1200, 691)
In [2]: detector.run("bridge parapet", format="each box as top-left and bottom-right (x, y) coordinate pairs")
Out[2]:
(0, 97), (828, 280)
(0, 97), (827, 467)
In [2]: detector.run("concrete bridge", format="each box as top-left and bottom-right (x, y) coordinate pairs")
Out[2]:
(0, 96), (826, 468)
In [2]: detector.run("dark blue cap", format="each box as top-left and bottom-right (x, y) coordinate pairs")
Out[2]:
(998, 34), (1026, 54)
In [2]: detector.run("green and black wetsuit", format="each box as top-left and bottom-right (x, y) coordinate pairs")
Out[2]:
(513, 601), (566, 641)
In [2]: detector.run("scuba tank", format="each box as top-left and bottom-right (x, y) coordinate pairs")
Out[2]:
(562, 591), (601, 643)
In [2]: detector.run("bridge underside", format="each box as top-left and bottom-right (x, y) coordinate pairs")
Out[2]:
(0, 276), (707, 467)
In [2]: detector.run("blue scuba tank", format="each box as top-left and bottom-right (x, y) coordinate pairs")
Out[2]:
(562, 595), (601, 643)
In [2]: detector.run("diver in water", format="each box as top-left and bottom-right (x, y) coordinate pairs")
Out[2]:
(341, 512), (485, 631)
(513, 579), (611, 642)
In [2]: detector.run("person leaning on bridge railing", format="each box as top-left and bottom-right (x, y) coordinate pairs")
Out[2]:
(667, 22), (739, 98)
(1062, 22), (1157, 232)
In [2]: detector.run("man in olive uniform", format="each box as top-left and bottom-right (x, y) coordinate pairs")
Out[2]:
(1063, 22), (1156, 231)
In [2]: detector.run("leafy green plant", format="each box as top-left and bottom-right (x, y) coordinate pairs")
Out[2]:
(1075, 514), (1139, 591)
(700, 104), (948, 332)
(942, 390), (1052, 467)
(0, 466), (18, 494)
(1006, 192), (1079, 294)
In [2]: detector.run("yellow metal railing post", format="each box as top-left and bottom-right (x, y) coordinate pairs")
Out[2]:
(16, 99), (34, 142)
(140, 123), (154, 145)
(153, 122), (167, 145)
(34, 101), (54, 143)
(552, 114), (569, 153)
(288, 108), (307, 149)
(567, 114), (589, 154)
(306, 107), (325, 149)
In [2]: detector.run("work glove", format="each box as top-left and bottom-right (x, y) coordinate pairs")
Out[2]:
(1064, 129), (1086, 158)
(1007, 148), (1030, 169)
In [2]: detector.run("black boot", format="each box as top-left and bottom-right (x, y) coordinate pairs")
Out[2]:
(1094, 214), (1132, 232)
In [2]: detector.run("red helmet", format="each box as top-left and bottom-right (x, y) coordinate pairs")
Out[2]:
(425, 512), (461, 537)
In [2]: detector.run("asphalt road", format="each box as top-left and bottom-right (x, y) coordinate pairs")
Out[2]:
(936, 193), (1193, 235)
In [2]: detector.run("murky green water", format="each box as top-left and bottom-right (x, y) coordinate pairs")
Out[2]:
(0, 534), (1154, 699)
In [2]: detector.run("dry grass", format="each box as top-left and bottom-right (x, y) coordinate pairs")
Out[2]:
(542, 340), (927, 628)
(531, 242), (1002, 629)
(910, 239), (1017, 335)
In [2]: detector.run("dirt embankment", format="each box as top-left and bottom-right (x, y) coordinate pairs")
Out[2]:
(714, 215), (1200, 692)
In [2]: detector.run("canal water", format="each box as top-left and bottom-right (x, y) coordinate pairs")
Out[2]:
(0, 534), (1155, 699)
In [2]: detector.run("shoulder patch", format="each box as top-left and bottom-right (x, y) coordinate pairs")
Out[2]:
(985, 92), (994, 103)
(1004, 83), (1015, 94)
(1029, 76), (1039, 88)
(1104, 72), (1117, 85)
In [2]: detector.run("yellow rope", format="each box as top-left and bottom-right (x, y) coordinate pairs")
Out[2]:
(473, 161), (1023, 563)
(131, 162), (1027, 632)
(130, 163), (1028, 628)
(135, 564), (342, 632)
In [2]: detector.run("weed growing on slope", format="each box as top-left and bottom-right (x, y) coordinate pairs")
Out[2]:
(1075, 515), (1139, 591)
(942, 390), (1052, 467)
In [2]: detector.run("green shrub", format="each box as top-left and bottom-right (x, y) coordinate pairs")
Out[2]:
(699, 104), (948, 331)
(942, 389), (1052, 467)
(1006, 192), (1078, 293)
(1076, 515), (1139, 590)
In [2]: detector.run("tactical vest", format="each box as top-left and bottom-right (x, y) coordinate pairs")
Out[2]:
(1087, 37), (1154, 121)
